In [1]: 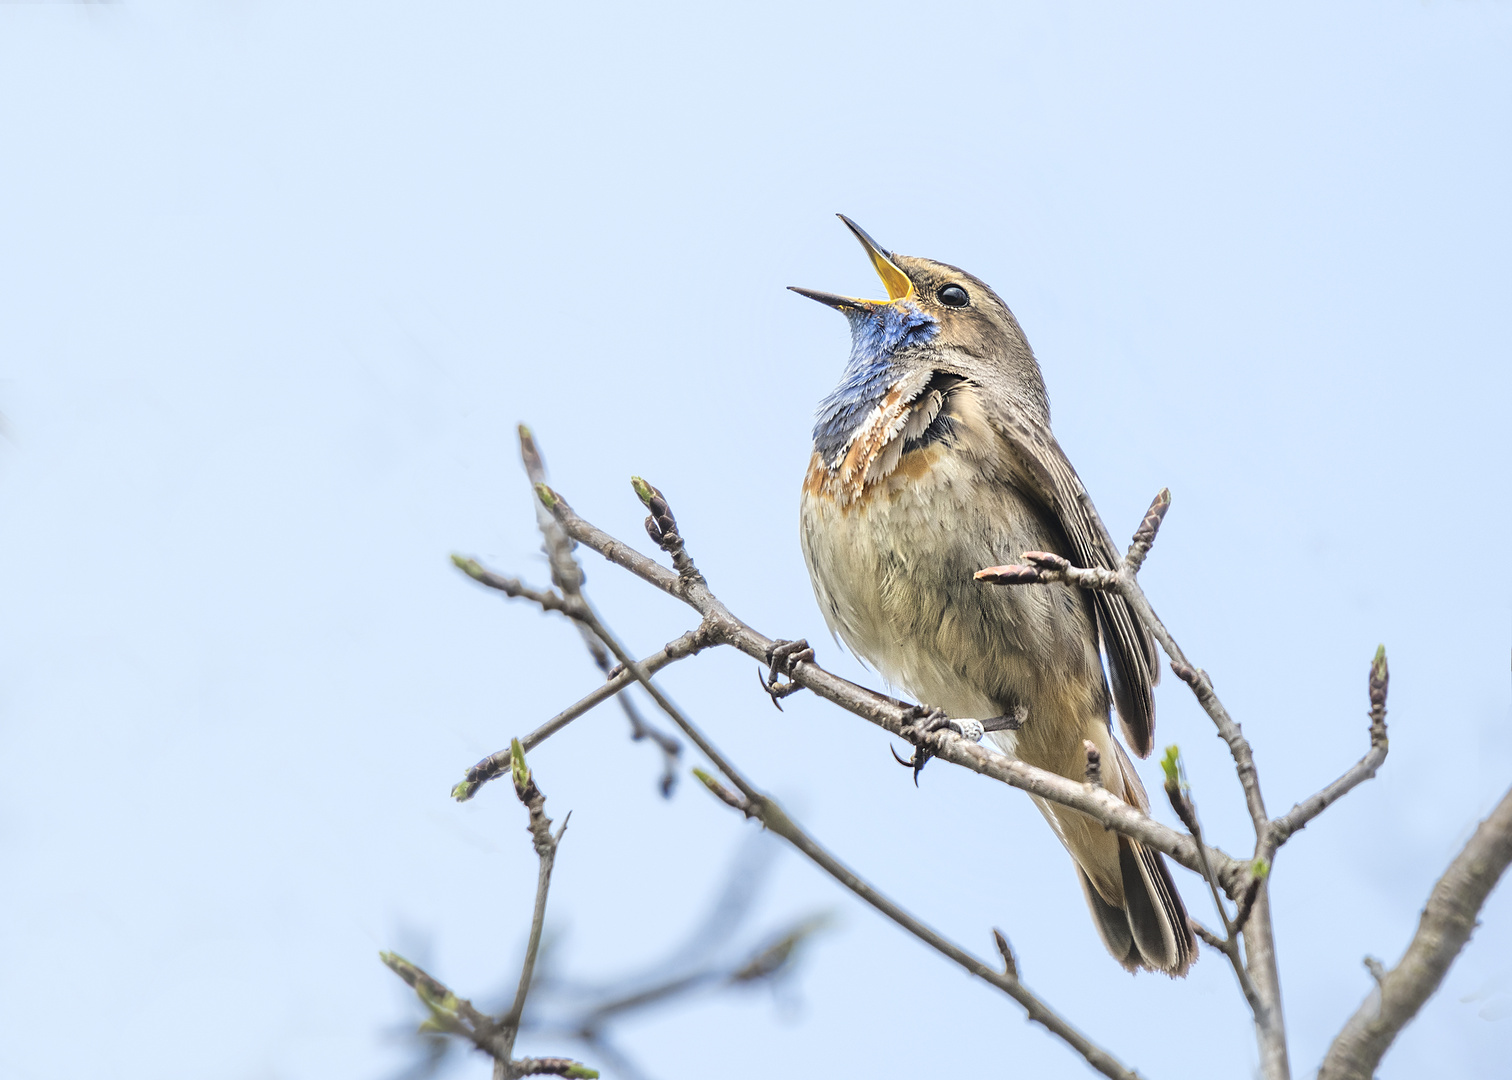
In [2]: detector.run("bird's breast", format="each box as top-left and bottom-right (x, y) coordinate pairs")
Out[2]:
(803, 369), (964, 512)
(798, 376), (1105, 729)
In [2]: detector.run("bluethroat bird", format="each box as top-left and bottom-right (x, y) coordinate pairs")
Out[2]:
(792, 216), (1195, 976)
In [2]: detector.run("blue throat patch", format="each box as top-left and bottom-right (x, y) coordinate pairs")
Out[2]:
(812, 302), (938, 464)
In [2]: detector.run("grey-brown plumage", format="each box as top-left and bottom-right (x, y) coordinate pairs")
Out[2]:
(795, 217), (1194, 976)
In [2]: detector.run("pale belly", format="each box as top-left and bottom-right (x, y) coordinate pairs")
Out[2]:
(799, 443), (1109, 764)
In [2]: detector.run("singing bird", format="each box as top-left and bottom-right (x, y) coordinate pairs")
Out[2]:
(793, 216), (1194, 975)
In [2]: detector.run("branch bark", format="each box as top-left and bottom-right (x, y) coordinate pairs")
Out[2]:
(1318, 782), (1512, 1080)
(1263, 647), (1390, 862)
(497, 742), (569, 1061)
(385, 744), (593, 1079)
(529, 482), (1246, 894)
(690, 772), (1141, 1080)
(977, 488), (1290, 1078)
(449, 627), (709, 802)
(486, 483), (1144, 1079)
(518, 427), (684, 793)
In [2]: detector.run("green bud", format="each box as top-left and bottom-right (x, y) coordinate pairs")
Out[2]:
(534, 482), (557, 509)
(631, 476), (655, 506)
(451, 780), (477, 802)
(1251, 858), (1270, 880)
(450, 554), (485, 581)
(510, 738), (530, 788)
(564, 1067), (600, 1079)
(1160, 745), (1181, 787)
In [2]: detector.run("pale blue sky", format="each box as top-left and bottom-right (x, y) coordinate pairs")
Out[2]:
(2, 3), (1510, 1079)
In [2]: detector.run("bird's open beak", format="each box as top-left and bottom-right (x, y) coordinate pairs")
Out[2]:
(789, 215), (915, 312)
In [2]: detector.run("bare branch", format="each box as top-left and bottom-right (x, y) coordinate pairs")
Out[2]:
(575, 627), (682, 796)
(469, 480), (1143, 1077)
(689, 771), (1141, 1080)
(1190, 920), (1227, 950)
(453, 556), (573, 613)
(1264, 647), (1390, 858)
(632, 476), (703, 586)
(1317, 782), (1512, 1079)
(993, 927), (1019, 981)
(380, 950), (500, 1046)
(518, 425), (585, 598)
(532, 482), (1245, 892)
(450, 628), (709, 802)
(727, 913), (833, 984)
(975, 550), (1120, 590)
(977, 537), (1270, 840)
(1231, 868), (1265, 934)
(1161, 747), (1265, 1023)
(977, 488), (1287, 1078)
(381, 744), (597, 1080)
(1123, 487), (1171, 575)
(1241, 888), (1287, 1080)
(499, 741), (566, 1046)
(518, 427), (684, 795)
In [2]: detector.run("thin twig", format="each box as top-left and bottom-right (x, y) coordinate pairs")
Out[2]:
(452, 557), (572, 613)
(1263, 647), (1390, 860)
(1162, 747), (1265, 1021)
(487, 741), (580, 1080)
(690, 769), (1140, 1080)
(978, 487), (1289, 1080)
(1123, 486), (1170, 575)
(1318, 782), (1512, 1080)
(573, 624), (683, 796)
(380, 950), (500, 1045)
(382, 951), (601, 1078)
(530, 482), (1245, 892)
(1189, 920), (1227, 950)
(450, 628), (709, 802)
(1231, 870), (1265, 934)
(993, 928), (1019, 981)
(482, 480), (1146, 1079)
(517, 426), (684, 795)
(500, 742), (567, 1035)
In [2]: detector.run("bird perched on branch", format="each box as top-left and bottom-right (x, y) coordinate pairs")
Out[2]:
(792, 216), (1194, 976)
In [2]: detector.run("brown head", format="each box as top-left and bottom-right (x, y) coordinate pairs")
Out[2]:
(791, 216), (1049, 424)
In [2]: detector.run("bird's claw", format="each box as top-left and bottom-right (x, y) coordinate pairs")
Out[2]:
(893, 706), (986, 784)
(760, 639), (814, 710)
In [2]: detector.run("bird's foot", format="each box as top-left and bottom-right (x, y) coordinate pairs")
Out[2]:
(759, 639), (814, 710)
(892, 706), (988, 785)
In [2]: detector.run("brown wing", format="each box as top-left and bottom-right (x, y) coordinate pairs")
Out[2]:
(982, 403), (1160, 757)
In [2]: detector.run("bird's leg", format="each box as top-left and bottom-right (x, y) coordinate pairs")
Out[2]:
(759, 639), (815, 710)
(894, 704), (1026, 784)
(981, 704), (1027, 733)
(894, 706), (979, 784)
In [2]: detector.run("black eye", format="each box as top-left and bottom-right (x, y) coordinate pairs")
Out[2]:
(937, 284), (969, 308)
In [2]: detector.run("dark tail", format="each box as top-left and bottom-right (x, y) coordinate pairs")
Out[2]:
(1077, 834), (1195, 976)
(1053, 738), (1196, 976)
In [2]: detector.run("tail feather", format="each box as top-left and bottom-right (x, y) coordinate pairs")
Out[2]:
(1110, 740), (1195, 975)
(1119, 835), (1194, 976)
(1039, 739), (1196, 976)
(1076, 865), (1140, 972)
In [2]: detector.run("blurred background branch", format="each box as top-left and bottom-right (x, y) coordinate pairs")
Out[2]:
(383, 832), (831, 1080)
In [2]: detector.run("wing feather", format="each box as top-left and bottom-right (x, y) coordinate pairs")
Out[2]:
(982, 403), (1160, 756)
